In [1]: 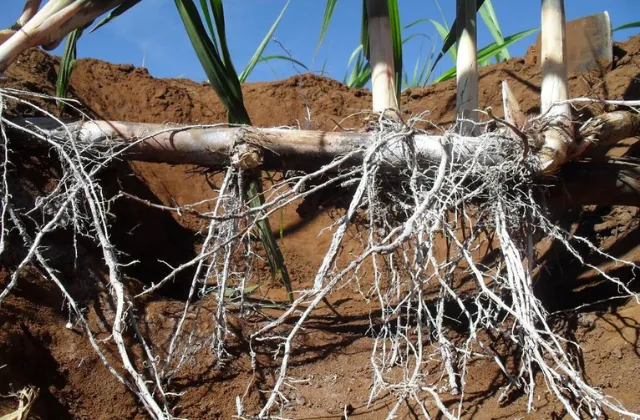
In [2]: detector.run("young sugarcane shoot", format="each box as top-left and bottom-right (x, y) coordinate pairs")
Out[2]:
(456, 0), (479, 135)
(367, 0), (399, 113)
(538, 0), (573, 172)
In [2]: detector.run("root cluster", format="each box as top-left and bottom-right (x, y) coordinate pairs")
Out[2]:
(1, 88), (638, 419)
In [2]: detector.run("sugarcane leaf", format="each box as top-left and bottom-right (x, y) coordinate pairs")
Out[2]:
(405, 18), (456, 62)
(210, 0), (233, 69)
(387, 0), (402, 101)
(431, 0), (486, 73)
(433, 27), (538, 83)
(344, 45), (371, 88)
(257, 55), (309, 72)
(476, 27), (537, 60)
(614, 21), (640, 32)
(479, 0), (509, 61)
(198, 0), (215, 39)
(174, 0), (291, 303)
(361, 0), (369, 60)
(88, 0), (142, 34)
(56, 27), (83, 108)
(239, 0), (291, 83)
(174, 0), (249, 124)
(314, 0), (338, 60)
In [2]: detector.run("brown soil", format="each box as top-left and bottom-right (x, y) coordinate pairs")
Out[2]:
(0, 34), (639, 419)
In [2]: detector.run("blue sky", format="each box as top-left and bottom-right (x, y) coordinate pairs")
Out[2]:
(2, 1), (639, 84)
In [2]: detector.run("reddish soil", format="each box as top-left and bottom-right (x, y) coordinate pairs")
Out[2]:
(0, 35), (639, 419)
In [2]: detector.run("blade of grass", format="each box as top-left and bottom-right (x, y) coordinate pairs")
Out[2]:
(433, 0), (450, 32)
(401, 27), (435, 89)
(430, 0), (486, 73)
(344, 44), (371, 88)
(387, 0), (402, 102)
(88, 0), (142, 34)
(56, 27), (83, 108)
(314, 0), (338, 60)
(174, 0), (248, 123)
(320, 56), (328, 76)
(614, 21), (640, 32)
(175, 0), (292, 302)
(248, 181), (293, 302)
(405, 18), (456, 62)
(238, 0), (291, 83)
(198, 0), (216, 39)
(361, 0), (369, 59)
(210, 0), (233, 69)
(257, 55), (309, 71)
(433, 27), (538, 83)
(478, 0), (509, 61)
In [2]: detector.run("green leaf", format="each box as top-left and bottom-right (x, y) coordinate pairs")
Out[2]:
(479, 0), (509, 61)
(199, 0), (216, 40)
(210, 0), (233, 68)
(174, 0), (249, 124)
(430, 0), (486, 73)
(433, 27), (538, 83)
(88, 0), (142, 34)
(361, 0), (369, 60)
(248, 180), (293, 303)
(344, 44), (371, 88)
(238, 0), (291, 83)
(173, 0), (292, 303)
(387, 0), (403, 102)
(613, 21), (640, 32)
(56, 27), (83, 108)
(405, 18), (456, 62)
(314, 0), (338, 60)
(257, 55), (309, 72)
(208, 281), (265, 299)
(404, 41), (435, 89)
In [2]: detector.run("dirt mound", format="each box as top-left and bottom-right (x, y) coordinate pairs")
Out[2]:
(0, 34), (639, 419)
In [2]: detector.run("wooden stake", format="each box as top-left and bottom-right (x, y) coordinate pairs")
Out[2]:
(367, 0), (399, 113)
(456, 0), (478, 135)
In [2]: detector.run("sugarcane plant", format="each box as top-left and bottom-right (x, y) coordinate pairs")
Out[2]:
(332, 0), (537, 89)
(455, 0), (478, 134)
(173, 0), (297, 303)
(3, 0), (640, 418)
(366, 0), (402, 112)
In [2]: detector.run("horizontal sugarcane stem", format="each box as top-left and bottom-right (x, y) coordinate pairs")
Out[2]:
(9, 111), (638, 174)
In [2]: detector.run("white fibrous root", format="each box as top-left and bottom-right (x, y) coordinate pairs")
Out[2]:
(1, 88), (639, 419)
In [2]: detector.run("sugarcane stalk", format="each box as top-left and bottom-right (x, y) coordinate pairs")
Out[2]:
(18, 0), (44, 27)
(11, 117), (640, 208)
(14, 119), (507, 171)
(456, 0), (478, 135)
(539, 0), (573, 173)
(0, 0), (122, 71)
(16, 114), (639, 172)
(366, 0), (399, 113)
